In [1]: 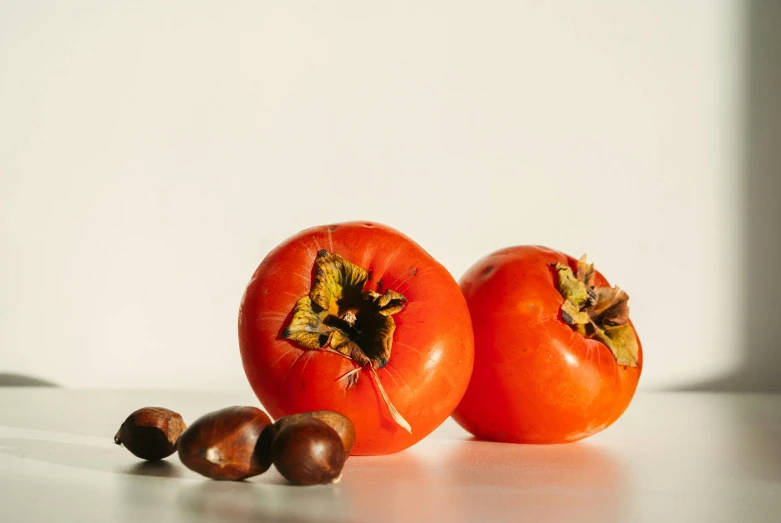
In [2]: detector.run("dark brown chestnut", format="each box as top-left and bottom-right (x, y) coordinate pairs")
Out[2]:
(270, 417), (346, 485)
(268, 410), (356, 457)
(114, 407), (186, 461)
(177, 406), (272, 480)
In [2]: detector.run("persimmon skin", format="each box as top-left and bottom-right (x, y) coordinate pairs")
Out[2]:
(239, 222), (474, 455)
(451, 246), (642, 444)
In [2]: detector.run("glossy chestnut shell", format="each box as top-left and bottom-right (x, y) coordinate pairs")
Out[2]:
(177, 406), (272, 480)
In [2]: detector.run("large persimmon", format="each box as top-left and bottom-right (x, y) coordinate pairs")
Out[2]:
(239, 222), (474, 455)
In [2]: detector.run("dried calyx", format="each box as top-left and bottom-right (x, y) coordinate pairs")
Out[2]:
(552, 256), (640, 367)
(281, 250), (411, 432)
(282, 250), (406, 369)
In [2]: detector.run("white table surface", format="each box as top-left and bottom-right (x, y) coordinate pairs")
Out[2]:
(0, 389), (779, 523)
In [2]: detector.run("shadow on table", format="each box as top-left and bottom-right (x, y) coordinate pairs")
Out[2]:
(174, 440), (632, 523)
(173, 451), (436, 523)
(0, 437), (187, 478)
(0, 373), (59, 387)
(439, 440), (632, 523)
(723, 395), (781, 486)
(123, 460), (183, 478)
(176, 480), (345, 523)
(174, 448), (453, 523)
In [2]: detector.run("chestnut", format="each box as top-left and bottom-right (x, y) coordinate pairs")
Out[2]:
(267, 410), (355, 456)
(270, 417), (346, 485)
(177, 406), (272, 480)
(114, 407), (186, 461)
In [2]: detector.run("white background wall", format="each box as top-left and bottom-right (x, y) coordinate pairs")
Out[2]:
(1, 1), (774, 390)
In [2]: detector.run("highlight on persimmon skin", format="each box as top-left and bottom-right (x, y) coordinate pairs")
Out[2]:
(238, 221), (475, 455)
(451, 245), (642, 444)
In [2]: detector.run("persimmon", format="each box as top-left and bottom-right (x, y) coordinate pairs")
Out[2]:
(452, 246), (642, 443)
(239, 222), (474, 455)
